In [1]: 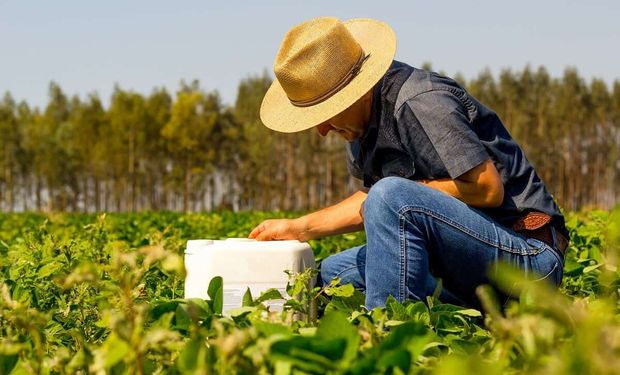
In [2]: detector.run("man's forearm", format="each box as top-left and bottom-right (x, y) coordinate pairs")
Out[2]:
(297, 190), (367, 240)
(417, 159), (504, 208)
(420, 178), (494, 207)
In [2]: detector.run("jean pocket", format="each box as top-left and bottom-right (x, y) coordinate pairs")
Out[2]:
(521, 238), (548, 255)
(532, 253), (563, 286)
(532, 262), (557, 283)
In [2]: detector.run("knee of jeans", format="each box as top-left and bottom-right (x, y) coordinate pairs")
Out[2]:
(319, 257), (338, 286)
(365, 177), (424, 218)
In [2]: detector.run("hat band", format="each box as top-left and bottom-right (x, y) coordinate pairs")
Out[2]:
(289, 51), (371, 108)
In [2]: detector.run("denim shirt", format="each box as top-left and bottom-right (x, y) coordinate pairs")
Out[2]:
(346, 61), (568, 238)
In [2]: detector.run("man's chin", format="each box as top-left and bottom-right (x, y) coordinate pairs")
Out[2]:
(342, 133), (361, 142)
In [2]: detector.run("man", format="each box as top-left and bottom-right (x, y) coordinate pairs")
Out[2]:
(249, 17), (568, 309)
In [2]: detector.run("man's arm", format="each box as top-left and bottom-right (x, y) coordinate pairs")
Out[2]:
(420, 159), (504, 208)
(249, 190), (367, 241)
(248, 159), (502, 241)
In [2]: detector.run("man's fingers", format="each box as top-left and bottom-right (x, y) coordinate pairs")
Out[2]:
(255, 229), (274, 241)
(249, 220), (291, 241)
(248, 227), (259, 238)
(248, 222), (267, 239)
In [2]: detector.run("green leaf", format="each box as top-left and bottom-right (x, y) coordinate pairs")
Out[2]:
(4, 360), (30, 375)
(207, 276), (223, 301)
(298, 327), (317, 336)
(254, 320), (292, 336)
(102, 333), (130, 368)
(563, 258), (584, 276)
(177, 338), (201, 372)
(242, 287), (255, 306)
(37, 261), (61, 278)
(406, 301), (430, 324)
(274, 360), (292, 375)
(377, 349), (411, 373)
(325, 283), (355, 297)
(421, 341), (450, 357)
(316, 311), (359, 363)
(456, 308), (482, 317)
(256, 288), (285, 303)
(0, 354), (18, 375)
(149, 299), (185, 320)
(270, 336), (345, 368)
(447, 338), (481, 354)
(187, 298), (213, 319)
(386, 296), (408, 321)
(380, 322), (427, 351)
(207, 276), (223, 314)
(227, 306), (255, 318)
(174, 304), (191, 330)
(325, 289), (366, 314)
(283, 299), (303, 312)
(583, 263), (603, 273)
(212, 288), (223, 315)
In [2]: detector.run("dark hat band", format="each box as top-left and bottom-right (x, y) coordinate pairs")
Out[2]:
(288, 51), (371, 108)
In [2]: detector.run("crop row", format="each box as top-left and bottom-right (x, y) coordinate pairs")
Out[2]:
(0, 210), (618, 374)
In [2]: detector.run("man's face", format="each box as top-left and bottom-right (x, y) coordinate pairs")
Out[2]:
(315, 89), (373, 141)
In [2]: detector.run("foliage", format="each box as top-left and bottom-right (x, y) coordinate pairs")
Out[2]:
(2, 67), (620, 212)
(0, 208), (618, 374)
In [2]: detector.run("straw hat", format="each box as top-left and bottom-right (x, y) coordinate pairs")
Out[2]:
(260, 17), (396, 133)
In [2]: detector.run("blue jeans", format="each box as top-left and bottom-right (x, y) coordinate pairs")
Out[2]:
(320, 177), (564, 309)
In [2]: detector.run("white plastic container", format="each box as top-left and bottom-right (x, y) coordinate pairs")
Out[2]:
(184, 238), (316, 313)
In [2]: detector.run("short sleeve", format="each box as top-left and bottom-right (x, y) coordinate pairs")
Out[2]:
(403, 90), (489, 179)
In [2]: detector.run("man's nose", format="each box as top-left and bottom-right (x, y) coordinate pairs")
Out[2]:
(316, 122), (333, 137)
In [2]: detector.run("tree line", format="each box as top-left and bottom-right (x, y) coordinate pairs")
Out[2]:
(0, 65), (618, 213)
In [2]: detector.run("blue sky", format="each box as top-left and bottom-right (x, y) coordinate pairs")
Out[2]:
(1, 0), (618, 109)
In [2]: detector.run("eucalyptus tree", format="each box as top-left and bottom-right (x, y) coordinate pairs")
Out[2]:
(15, 102), (35, 211)
(144, 88), (172, 210)
(162, 85), (222, 212)
(0, 93), (19, 211)
(67, 94), (106, 211)
(234, 72), (273, 210)
(40, 82), (72, 211)
(108, 86), (148, 211)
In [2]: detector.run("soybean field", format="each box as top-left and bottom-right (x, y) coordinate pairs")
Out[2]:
(0, 209), (619, 374)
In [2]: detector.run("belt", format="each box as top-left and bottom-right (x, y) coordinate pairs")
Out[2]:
(512, 212), (569, 258)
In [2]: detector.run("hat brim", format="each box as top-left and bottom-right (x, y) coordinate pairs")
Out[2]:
(260, 18), (397, 133)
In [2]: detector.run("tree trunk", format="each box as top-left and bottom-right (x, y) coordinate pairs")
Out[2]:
(184, 158), (191, 213)
(285, 140), (295, 210)
(128, 126), (136, 212)
(23, 174), (29, 212)
(94, 175), (100, 212)
(325, 147), (333, 207)
(5, 162), (13, 213)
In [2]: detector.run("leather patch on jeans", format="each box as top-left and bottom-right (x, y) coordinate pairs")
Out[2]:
(511, 211), (568, 256)
(512, 212), (552, 231)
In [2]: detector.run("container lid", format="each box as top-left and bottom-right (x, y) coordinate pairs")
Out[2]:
(185, 239), (213, 252)
(184, 238), (308, 254)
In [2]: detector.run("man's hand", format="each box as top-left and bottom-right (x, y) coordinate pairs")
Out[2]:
(248, 190), (367, 242)
(248, 218), (308, 241)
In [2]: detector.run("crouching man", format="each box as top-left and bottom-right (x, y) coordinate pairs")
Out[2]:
(249, 17), (568, 309)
